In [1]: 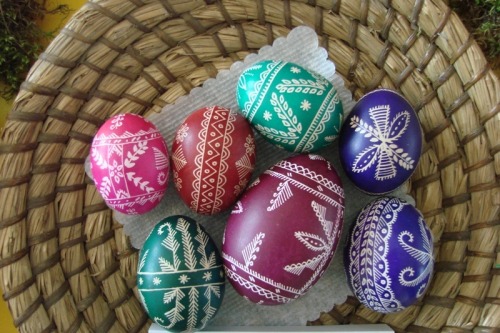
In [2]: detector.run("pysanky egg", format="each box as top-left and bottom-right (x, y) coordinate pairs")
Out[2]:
(172, 106), (256, 215)
(222, 154), (345, 305)
(345, 197), (434, 313)
(137, 215), (225, 332)
(339, 89), (422, 194)
(90, 113), (169, 215)
(236, 60), (343, 152)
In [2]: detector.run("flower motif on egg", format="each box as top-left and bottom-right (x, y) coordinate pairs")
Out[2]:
(339, 89), (422, 194)
(300, 100), (312, 111)
(349, 105), (415, 180)
(263, 110), (273, 121)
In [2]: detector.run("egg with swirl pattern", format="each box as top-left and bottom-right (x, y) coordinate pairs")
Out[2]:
(345, 197), (434, 313)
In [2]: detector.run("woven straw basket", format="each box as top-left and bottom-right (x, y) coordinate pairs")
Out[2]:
(0, 0), (498, 332)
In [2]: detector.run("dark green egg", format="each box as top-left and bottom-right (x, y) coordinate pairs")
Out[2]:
(137, 216), (225, 332)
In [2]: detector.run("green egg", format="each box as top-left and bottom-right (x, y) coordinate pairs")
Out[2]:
(236, 60), (343, 152)
(137, 216), (225, 332)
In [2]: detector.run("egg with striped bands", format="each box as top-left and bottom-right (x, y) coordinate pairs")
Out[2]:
(172, 106), (256, 215)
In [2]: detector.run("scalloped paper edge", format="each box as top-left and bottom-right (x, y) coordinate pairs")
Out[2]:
(148, 25), (355, 147)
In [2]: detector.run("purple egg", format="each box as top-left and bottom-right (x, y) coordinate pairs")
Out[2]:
(222, 154), (345, 305)
(339, 89), (422, 194)
(345, 197), (434, 313)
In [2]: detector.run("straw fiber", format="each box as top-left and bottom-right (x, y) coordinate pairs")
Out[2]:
(0, 0), (498, 332)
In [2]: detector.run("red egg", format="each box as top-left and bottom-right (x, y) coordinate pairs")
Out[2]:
(222, 154), (345, 305)
(172, 106), (256, 215)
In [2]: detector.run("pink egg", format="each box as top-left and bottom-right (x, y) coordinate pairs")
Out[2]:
(172, 106), (256, 215)
(90, 113), (169, 215)
(222, 154), (345, 305)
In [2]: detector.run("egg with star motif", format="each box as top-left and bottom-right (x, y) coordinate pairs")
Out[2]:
(236, 60), (343, 152)
(137, 215), (225, 332)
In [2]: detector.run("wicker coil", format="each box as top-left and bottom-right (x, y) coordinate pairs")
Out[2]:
(0, 0), (498, 332)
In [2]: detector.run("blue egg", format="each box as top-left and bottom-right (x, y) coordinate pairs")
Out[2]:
(344, 197), (434, 313)
(339, 89), (422, 194)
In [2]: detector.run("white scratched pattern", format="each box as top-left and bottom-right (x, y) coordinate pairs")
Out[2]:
(86, 26), (415, 327)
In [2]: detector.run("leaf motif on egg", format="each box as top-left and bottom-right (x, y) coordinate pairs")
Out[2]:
(124, 141), (148, 168)
(138, 217), (225, 331)
(267, 181), (293, 212)
(236, 60), (343, 152)
(284, 201), (339, 291)
(271, 93), (302, 134)
(242, 232), (265, 269)
(397, 218), (433, 296)
(276, 78), (326, 96)
(91, 148), (108, 169)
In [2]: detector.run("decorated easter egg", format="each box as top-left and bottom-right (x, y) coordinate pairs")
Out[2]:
(172, 106), (256, 215)
(345, 197), (434, 313)
(137, 215), (225, 332)
(90, 113), (169, 215)
(236, 60), (343, 152)
(222, 154), (345, 305)
(339, 89), (422, 194)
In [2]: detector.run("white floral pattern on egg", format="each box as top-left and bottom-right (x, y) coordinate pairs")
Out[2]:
(345, 197), (434, 313)
(90, 113), (169, 215)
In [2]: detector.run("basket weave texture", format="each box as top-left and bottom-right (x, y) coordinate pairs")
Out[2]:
(0, 0), (498, 332)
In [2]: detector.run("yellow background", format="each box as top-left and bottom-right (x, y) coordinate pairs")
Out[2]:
(0, 1), (86, 331)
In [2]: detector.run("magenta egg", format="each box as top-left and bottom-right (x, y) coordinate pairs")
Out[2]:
(90, 113), (169, 215)
(222, 154), (345, 305)
(172, 106), (256, 215)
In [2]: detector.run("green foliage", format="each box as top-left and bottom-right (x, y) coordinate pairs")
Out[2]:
(450, 0), (500, 61)
(0, 0), (68, 100)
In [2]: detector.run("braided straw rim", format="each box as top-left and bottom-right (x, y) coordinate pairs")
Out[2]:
(0, 0), (498, 332)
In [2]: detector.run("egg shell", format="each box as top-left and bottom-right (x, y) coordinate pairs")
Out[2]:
(222, 154), (345, 305)
(339, 89), (422, 194)
(137, 215), (225, 332)
(172, 106), (256, 215)
(236, 60), (343, 153)
(90, 113), (169, 215)
(345, 197), (434, 313)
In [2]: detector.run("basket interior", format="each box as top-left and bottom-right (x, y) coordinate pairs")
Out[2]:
(0, 0), (498, 332)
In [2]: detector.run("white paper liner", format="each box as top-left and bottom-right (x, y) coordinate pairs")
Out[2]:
(85, 26), (415, 327)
